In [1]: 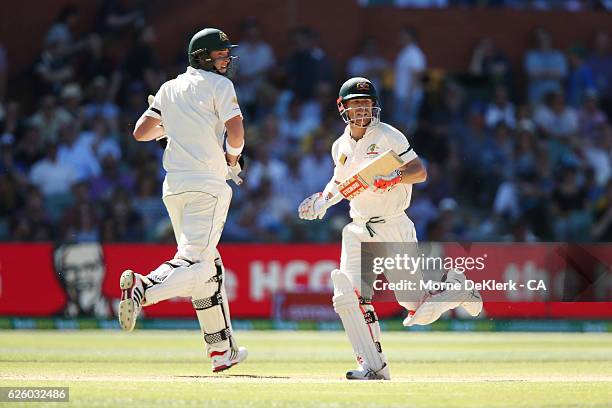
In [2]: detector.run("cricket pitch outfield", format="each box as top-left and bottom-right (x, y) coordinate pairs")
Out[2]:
(0, 330), (610, 407)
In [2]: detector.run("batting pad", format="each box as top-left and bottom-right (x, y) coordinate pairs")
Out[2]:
(192, 255), (235, 355)
(331, 269), (385, 372)
(144, 259), (209, 305)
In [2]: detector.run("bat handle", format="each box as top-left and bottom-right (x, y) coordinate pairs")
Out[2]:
(320, 192), (343, 213)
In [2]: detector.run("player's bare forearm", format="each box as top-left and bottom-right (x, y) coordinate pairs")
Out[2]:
(133, 114), (164, 141)
(399, 158), (427, 184)
(225, 115), (244, 166)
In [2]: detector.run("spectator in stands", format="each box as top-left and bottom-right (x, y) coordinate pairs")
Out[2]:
(45, 5), (99, 62)
(234, 18), (276, 120)
(551, 166), (591, 241)
(95, 0), (145, 36)
(578, 89), (608, 142)
(278, 152), (308, 212)
(301, 81), (334, 128)
(0, 136), (26, 187)
(586, 31), (612, 116)
(57, 122), (101, 181)
(224, 202), (267, 242)
(582, 124), (612, 186)
(89, 154), (135, 202)
(285, 27), (333, 100)
(278, 98), (319, 146)
(132, 174), (165, 241)
(60, 182), (99, 242)
(15, 122), (45, 169)
(10, 186), (53, 241)
(347, 37), (389, 92)
(34, 35), (76, 95)
(60, 83), (84, 120)
(485, 85), (516, 129)
(436, 198), (464, 241)
(29, 141), (78, 197)
(121, 25), (162, 94)
(591, 179), (612, 241)
(251, 177), (291, 240)
(566, 46), (596, 108)
(83, 76), (120, 132)
(299, 136), (334, 195)
(534, 91), (579, 139)
(85, 116), (121, 162)
(393, 26), (426, 132)
(28, 95), (71, 144)
(246, 144), (289, 193)
(469, 38), (512, 90)
(2, 102), (25, 149)
(524, 27), (568, 105)
(100, 188), (143, 241)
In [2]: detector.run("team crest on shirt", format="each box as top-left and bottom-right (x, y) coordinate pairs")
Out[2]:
(366, 143), (379, 156)
(339, 153), (347, 165)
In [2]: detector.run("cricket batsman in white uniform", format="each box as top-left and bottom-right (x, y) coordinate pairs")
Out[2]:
(118, 28), (248, 372)
(298, 77), (482, 380)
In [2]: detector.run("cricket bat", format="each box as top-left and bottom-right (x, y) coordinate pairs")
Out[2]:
(317, 149), (405, 215)
(337, 150), (404, 200)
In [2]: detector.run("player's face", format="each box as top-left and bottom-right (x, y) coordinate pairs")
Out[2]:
(211, 49), (231, 73)
(346, 98), (374, 127)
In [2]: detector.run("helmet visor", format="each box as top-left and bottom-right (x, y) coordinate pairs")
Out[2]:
(339, 104), (381, 128)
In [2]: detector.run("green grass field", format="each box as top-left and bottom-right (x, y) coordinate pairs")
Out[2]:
(0, 330), (611, 407)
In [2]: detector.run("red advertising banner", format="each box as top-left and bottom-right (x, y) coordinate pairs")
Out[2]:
(0, 243), (610, 319)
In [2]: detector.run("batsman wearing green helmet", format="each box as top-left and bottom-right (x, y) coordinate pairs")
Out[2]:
(119, 27), (248, 373)
(298, 77), (483, 380)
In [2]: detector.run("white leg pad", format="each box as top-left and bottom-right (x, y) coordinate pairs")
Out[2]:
(143, 259), (204, 305)
(192, 252), (237, 355)
(331, 269), (385, 372)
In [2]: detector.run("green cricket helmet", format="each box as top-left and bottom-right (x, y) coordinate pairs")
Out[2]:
(188, 28), (238, 77)
(336, 77), (381, 128)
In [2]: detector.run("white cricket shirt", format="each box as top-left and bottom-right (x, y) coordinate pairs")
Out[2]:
(331, 122), (419, 219)
(146, 66), (242, 196)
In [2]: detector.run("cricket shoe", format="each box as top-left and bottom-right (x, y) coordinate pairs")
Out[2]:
(346, 363), (390, 380)
(403, 270), (482, 326)
(118, 269), (145, 332)
(211, 347), (248, 373)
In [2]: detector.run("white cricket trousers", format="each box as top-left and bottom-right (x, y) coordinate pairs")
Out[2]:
(144, 180), (232, 305)
(340, 212), (426, 310)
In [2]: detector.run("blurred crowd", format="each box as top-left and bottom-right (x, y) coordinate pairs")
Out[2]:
(1, 3), (612, 244)
(363, 0), (612, 10)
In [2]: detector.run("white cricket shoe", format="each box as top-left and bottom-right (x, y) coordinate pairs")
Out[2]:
(118, 270), (145, 332)
(346, 363), (390, 380)
(403, 270), (482, 326)
(211, 347), (248, 373)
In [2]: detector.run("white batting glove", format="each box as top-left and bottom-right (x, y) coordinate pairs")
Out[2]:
(226, 160), (243, 185)
(298, 192), (328, 220)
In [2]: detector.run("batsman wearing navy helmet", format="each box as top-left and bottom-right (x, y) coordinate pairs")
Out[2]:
(298, 77), (482, 380)
(119, 27), (247, 373)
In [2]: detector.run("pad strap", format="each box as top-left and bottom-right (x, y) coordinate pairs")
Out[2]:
(204, 328), (231, 345)
(192, 292), (223, 310)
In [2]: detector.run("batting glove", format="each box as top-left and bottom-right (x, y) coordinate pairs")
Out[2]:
(373, 169), (402, 192)
(226, 155), (244, 185)
(298, 192), (328, 220)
